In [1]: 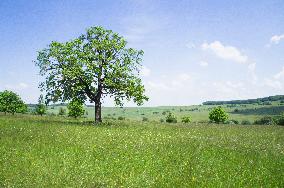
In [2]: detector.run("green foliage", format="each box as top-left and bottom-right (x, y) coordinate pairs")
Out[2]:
(118, 116), (125, 120)
(241, 120), (251, 125)
(275, 113), (284, 126)
(0, 90), (27, 115)
(181, 116), (191, 123)
(209, 106), (229, 124)
(35, 95), (47, 116)
(254, 116), (275, 125)
(58, 107), (66, 116)
(203, 95), (284, 105)
(67, 99), (85, 119)
(142, 117), (148, 122)
(165, 112), (177, 123)
(160, 118), (164, 123)
(36, 26), (148, 122)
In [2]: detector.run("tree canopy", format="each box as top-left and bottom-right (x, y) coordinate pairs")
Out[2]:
(36, 26), (148, 122)
(0, 90), (27, 115)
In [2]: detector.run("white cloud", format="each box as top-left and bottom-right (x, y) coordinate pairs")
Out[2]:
(263, 67), (284, 90)
(248, 63), (258, 82)
(199, 61), (208, 67)
(186, 42), (196, 49)
(270, 34), (284, 44)
(178, 73), (191, 81)
(273, 66), (284, 79)
(264, 79), (282, 89)
(4, 82), (29, 90)
(140, 66), (151, 77)
(201, 41), (248, 63)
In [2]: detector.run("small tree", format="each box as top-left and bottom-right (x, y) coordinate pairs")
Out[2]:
(181, 116), (191, 123)
(35, 94), (47, 116)
(166, 112), (177, 123)
(0, 90), (27, 115)
(58, 107), (66, 116)
(209, 106), (228, 124)
(67, 99), (85, 119)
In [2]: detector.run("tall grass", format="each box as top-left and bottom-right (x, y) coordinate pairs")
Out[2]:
(0, 114), (284, 187)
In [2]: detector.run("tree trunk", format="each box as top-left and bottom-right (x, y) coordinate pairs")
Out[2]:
(95, 99), (102, 123)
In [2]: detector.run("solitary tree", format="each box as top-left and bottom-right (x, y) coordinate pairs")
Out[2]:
(35, 94), (46, 116)
(67, 99), (85, 119)
(0, 90), (27, 115)
(36, 26), (148, 123)
(209, 106), (228, 124)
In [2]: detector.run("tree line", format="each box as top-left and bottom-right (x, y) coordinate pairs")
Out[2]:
(203, 95), (284, 105)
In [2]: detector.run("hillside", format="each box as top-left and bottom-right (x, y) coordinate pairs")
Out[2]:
(203, 95), (284, 105)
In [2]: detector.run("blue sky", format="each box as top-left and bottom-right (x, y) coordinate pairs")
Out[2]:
(0, 0), (284, 106)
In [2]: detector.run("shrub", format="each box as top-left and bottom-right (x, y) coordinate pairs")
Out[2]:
(241, 120), (251, 125)
(234, 109), (239, 113)
(209, 106), (229, 124)
(166, 112), (177, 123)
(118, 116), (125, 120)
(160, 119), (164, 123)
(263, 101), (272, 105)
(162, 111), (167, 115)
(224, 120), (239, 125)
(181, 116), (191, 123)
(0, 90), (27, 115)
(153, 111), (159, 114)
(142, 117), (148, 122)
(231, 119), (239, 124)
(275, 113), (284, 125)
(58, 107), (66, 116)
(67, 99), (85, 119)
(254, 116), (275, 125)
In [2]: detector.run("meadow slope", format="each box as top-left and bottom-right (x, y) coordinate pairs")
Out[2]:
(0, 115), (284, 187)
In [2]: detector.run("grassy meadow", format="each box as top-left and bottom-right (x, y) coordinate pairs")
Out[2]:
(46, 100), (284, 123)
(1, 111), (284, 187)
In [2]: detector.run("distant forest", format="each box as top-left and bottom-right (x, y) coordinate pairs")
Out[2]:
(203, 95), (284, 105)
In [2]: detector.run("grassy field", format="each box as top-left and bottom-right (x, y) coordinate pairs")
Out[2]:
(0, 114), (284, 187)
(45, 100), (284, 123)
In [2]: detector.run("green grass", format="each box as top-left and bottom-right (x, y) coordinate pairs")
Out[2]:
(1, 114), (284, 187)
(44, 101), (284, 123)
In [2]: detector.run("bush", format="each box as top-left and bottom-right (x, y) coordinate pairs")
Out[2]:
(181, 116), (191, 123)
(142, 117), (148, 122)
(224, 120), (239, 125)
(254, 116), (275, 125)
(209, 106), (229, 124)
(160, 119), (164, 123)
(241, 120), (251, 125)
(35, 95), (47, 116)
(67, 99), (85, 119)
(58, 107), (66, 116)
(231, 119), (239, 124)
(0, 90), (27, 115)
(263, 101), (272, 105)
(275, 113), (284, 125)
(166, 112), (177, 123)
(118, 116), (125, 120)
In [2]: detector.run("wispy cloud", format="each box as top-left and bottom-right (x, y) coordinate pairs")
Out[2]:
(199, 61), (208, 67)
(270, 34), (284, 44)
(273, 66), (284, 79)
(140, 66), (151, 77)
(201, 41), (248, 64)
(4, 82), (29, 90)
